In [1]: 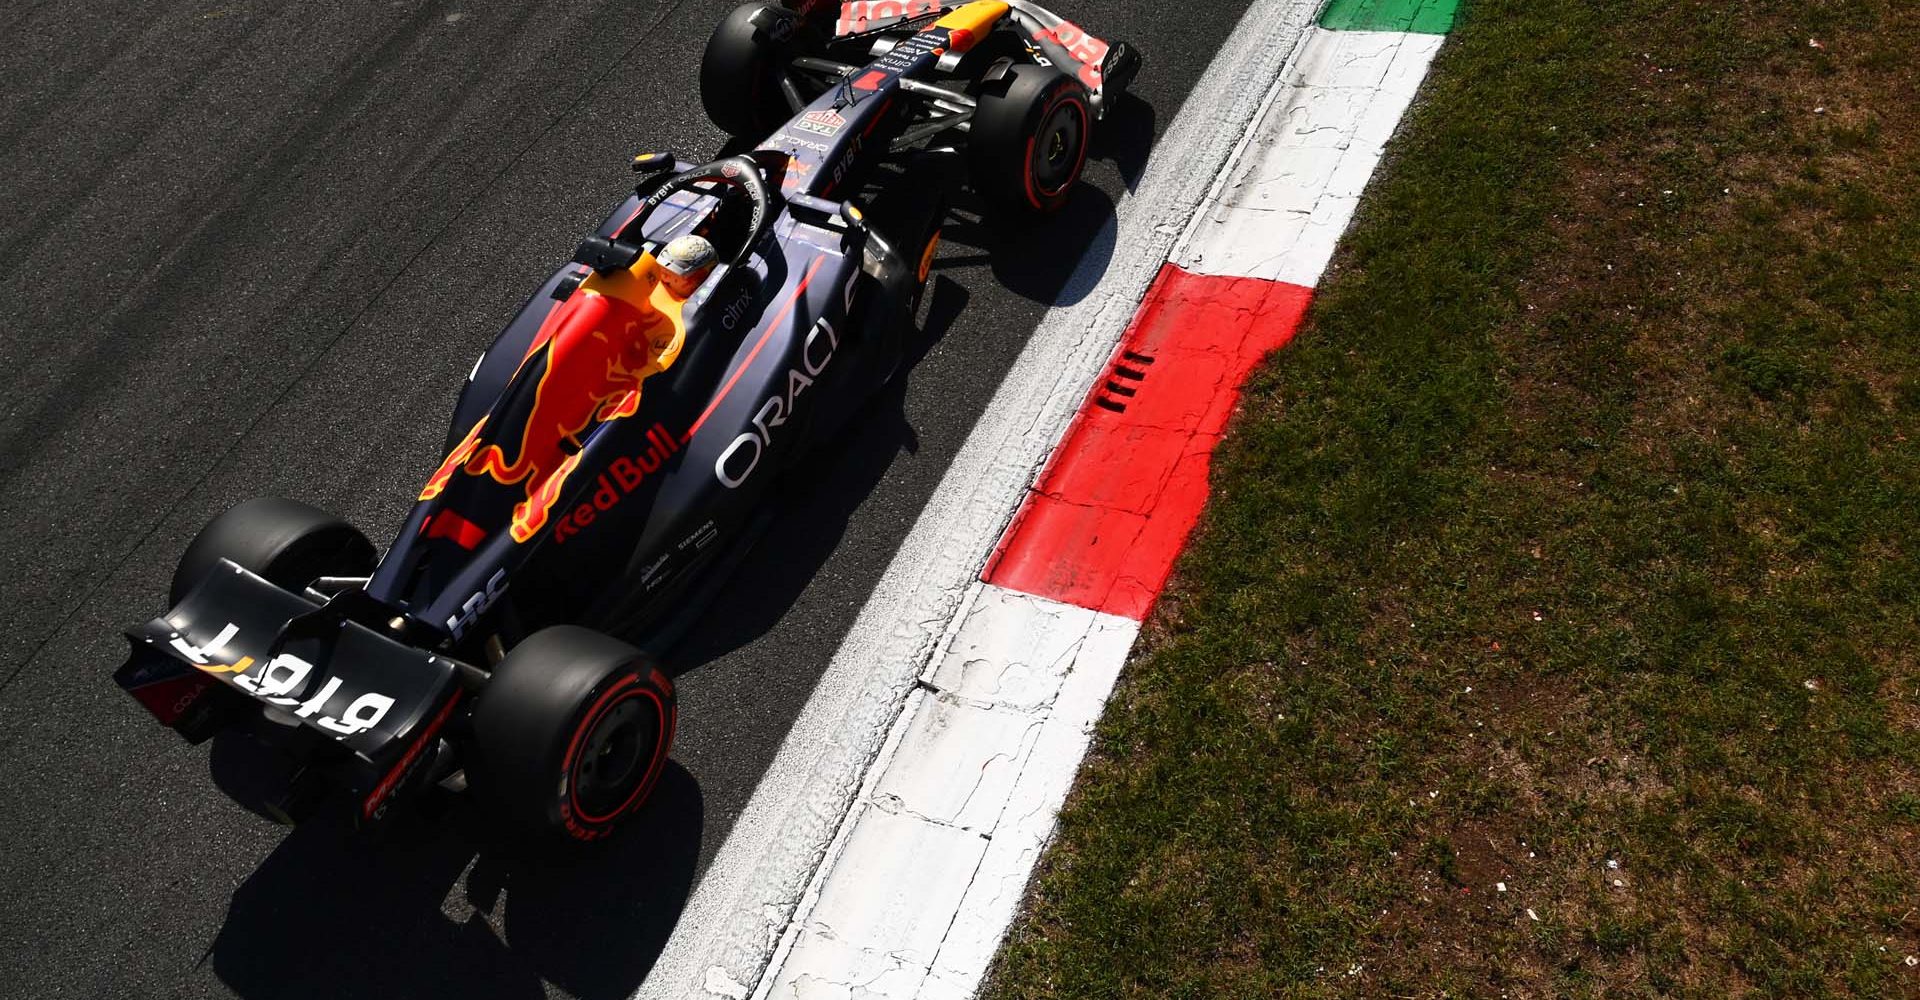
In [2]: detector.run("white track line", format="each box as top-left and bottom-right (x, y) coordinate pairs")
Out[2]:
(632, 2), (1326, 996)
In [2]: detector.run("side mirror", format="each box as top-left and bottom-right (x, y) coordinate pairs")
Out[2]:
(631, 151), (676, 175)
(838, 201), (882, 255)
(838, 201), (869, 233)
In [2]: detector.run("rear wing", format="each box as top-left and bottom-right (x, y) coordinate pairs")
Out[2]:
(114, 560), (462, 765)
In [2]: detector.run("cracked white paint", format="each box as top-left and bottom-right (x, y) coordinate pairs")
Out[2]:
(1173, 28), (1445, 287)
(705, 967), (752, 1000)
(925, 587), (1104, 713)
(761, 587), (1139, 1000)
(925, 607), (1137, 996)
(798, 806), (990, 968)
(871, 699), (1039, 832)
(633, 3), (1327, 998)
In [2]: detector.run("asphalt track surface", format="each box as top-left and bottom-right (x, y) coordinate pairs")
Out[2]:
(0, 1), (1253, 996)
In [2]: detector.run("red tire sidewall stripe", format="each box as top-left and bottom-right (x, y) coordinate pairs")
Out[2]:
(560, 672), (671, 828)
(1022, 129), (1042, 208)
(1024, 85), (1092, 208)
(1055, 96), (1092, 195)
(637, 668), (678, 806)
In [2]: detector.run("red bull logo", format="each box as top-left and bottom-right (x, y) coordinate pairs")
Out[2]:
(420, 261), (689, 543)
(551, 424), (681, 544)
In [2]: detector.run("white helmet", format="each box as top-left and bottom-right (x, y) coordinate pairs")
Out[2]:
(659, 235), (717, 295)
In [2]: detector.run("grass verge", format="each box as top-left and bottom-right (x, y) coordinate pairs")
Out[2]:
(984, 0), (1920, 996)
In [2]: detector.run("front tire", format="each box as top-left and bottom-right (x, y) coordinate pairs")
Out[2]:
(967, 63), (1093, 215)
(468, 626), (677, 842)
(701, 2), (793, 140)
(170, 497), (374, 606)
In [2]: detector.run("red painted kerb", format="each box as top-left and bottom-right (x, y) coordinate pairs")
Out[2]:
(983, 263), (1313, 620)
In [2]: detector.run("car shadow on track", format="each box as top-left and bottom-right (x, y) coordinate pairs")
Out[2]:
(208, 763), (702, 1000)
(1097, 92), (1158, 193)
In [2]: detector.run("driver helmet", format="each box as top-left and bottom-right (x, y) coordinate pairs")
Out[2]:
(659, 235), (718, 297)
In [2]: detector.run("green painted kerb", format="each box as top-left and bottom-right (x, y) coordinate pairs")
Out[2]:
(1317, 0), (1458, 33)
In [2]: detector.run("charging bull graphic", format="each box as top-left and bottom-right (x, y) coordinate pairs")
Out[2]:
(422, 262), (689, 543)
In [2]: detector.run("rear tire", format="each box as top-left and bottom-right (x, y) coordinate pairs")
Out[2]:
(701, 2), (794, 139)
(468, 626), (677, 842)
(967, 63), (1093, 215)
(170, 497), (375, 606)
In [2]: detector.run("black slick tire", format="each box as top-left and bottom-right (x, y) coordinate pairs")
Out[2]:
(170, 497), (375, 606)
(468, 626), (678, 842)
(966, 63), (1093, 215)
(701, 2), (793, 139)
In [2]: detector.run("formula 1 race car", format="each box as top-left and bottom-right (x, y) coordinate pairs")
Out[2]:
(113, 0), (1138, 842)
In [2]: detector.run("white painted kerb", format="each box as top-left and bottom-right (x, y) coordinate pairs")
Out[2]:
(759, 585), (1139, 1000)
(1174, 28), (1444, 286)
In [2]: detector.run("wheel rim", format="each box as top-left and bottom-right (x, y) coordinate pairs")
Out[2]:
(1031, 95), (1088, 197)
(571, 698), (654, 819)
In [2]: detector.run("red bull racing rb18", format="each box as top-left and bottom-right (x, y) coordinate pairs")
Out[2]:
(112, 0), (1140, 842)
